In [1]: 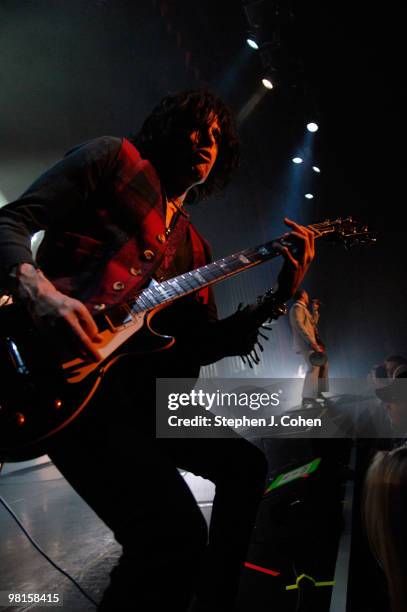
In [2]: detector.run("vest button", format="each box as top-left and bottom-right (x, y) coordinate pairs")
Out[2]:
(156, 233), (166, 244)
(93, 303), (106, 311)
(112, 281), (125, 291)
(143, 249), (155, 261)
(130, 267), (142, 276)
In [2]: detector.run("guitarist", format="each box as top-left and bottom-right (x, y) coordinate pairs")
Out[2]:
(0, 90), (315, 611)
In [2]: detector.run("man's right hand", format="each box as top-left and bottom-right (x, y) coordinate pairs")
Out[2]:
(10, 263), (103, 362)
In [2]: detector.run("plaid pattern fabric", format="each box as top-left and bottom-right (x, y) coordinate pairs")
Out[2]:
(39, 138), (212, 309)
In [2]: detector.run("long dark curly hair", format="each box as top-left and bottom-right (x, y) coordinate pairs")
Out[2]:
(128, 90), (240, 202)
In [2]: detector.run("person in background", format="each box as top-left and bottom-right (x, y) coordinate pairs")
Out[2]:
(289, 289), (329, 408)
(311, 297), (326, 351)
(384, 355), (407, 379)
(368, 363), (390, 389)
(363, 445), (407, 612)
(375, 366), (407, 440)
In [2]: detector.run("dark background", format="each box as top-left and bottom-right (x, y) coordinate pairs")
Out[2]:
(0, 0), (405, 377)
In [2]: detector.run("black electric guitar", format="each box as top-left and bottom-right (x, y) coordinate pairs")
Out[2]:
(0, 217), (374, 461)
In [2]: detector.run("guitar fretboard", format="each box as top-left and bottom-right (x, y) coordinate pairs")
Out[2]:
(131, 241), (277, 314)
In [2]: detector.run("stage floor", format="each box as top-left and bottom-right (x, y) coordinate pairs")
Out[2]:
(0, 459), (214, 611)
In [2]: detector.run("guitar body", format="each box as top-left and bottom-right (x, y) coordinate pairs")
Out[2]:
(0, 302), (173, 461)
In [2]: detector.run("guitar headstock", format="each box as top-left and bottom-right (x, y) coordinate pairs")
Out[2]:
(310, 216), (376, 248)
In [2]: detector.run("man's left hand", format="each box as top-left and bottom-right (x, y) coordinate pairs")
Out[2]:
(273, 217), (316, 303)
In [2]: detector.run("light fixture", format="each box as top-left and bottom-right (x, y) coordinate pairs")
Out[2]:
(312, 166), (321, 173)
(292, 157), (303, 164)
(246, 38), (259, 49)
(261, 77), (273, 90)
(307, 122), (319, 133)
(305, 193), (314, 199)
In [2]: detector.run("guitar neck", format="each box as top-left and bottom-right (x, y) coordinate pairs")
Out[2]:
(125, 220), (327, 315)
(133, 240), (281, 313)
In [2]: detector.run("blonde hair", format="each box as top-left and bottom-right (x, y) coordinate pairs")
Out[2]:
(363, 446), (407, 612)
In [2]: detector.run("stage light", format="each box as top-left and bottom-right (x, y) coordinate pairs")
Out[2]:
(261, 77), (273, 90)
(246, 38), (259, 49)
(312, 166), (321, 173)
(305, 193), (314, 199)
(292, 157), (303, 164)
(307, 122), (319, 133)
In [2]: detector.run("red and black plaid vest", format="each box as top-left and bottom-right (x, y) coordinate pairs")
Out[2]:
(36, 138), (212, 310)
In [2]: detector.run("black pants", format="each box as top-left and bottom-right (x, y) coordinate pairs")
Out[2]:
(47, 375), (267, 611)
